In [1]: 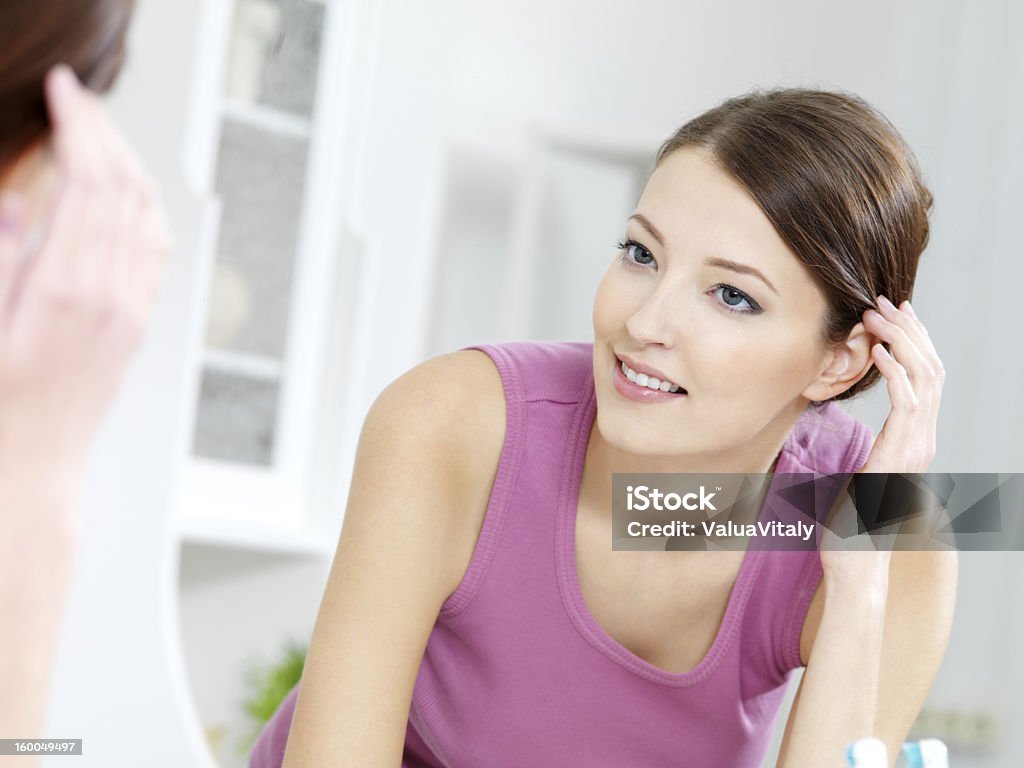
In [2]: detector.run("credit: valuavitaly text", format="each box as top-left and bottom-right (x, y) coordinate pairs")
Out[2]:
(626, 519), (815, 541)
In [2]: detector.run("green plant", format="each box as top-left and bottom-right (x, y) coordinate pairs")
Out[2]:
(237, 640), (307, 754)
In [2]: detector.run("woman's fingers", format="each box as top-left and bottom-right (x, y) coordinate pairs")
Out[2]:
(898, 299), (936, 348)
(861, 296), (944, 472)
(879, 298), (943, 425)
(879, 298), (943, 386)
(898, 301), (943, 456)
(863, 301), (931, 393)
(869, 343), (919, 457)
(33, 66), (100, 286)
(30, 64), (167, 316)
(115, 194), (171, 338)
(45, 66), (105, 187)
(864, 301), (937, 427)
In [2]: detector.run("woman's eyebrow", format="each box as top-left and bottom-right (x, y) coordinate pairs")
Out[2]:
(703, 257), (780, 296)
(627, 212), (780, 296)
(628, 212), (666, 246)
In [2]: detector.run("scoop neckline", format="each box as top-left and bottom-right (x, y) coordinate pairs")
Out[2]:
(555, 373), (767, 687)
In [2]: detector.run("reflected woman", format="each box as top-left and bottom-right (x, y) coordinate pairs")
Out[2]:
(254, 89), (956, 767)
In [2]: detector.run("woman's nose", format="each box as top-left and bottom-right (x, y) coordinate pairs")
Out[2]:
(625, 283), (682, 347)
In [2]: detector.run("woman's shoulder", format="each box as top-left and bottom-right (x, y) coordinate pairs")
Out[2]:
(459, 340), (594, 405)
(371, 349), (508, 594)
(377, 348), (507, 483)
(367, 342), (588, 601)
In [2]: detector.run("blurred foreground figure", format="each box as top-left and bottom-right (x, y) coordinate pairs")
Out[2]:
(0, 2), (170, 763)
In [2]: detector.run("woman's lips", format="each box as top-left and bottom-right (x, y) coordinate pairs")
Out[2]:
(612, 357), (688, 403)
(616, 353), (681, 390)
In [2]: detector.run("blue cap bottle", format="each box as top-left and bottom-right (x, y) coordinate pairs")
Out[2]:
(845, 738), (888, 767)
(901, 739), (949, 768)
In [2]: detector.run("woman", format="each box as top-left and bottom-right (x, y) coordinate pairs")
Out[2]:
(253, 90), (957, 767)
(0, 0), (169, 757)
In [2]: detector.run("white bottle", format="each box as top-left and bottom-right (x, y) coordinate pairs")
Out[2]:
(845, 738), (889, 767)
(902, 738), (949, 768)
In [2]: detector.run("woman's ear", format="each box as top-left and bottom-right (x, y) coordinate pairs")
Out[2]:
(802, 321), (876, 403)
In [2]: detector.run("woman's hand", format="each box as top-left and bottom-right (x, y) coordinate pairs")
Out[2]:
(859, 295), (945, 475)
(0, 64), (170, 501)
(819, 295), (945, 586)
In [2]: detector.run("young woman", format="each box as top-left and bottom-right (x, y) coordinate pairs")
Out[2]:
(0, 0), (169, 757)
(253, 90), (957, 767)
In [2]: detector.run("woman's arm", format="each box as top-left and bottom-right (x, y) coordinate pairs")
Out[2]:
(281, 350), (505, 767)
(776, 574), (886, 767)
(779, 295), (955, 766)
(0, 472), (78, 763)
(775, 550), (957, 767)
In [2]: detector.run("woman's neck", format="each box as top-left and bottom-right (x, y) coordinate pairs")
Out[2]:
(578, 400), (802, 514)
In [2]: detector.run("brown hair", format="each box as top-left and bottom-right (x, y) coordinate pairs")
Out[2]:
(655, 88), (933, 402)
(0, 0), (135, 177)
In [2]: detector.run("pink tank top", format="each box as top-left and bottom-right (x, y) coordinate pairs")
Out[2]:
(250, 340), (873, 767)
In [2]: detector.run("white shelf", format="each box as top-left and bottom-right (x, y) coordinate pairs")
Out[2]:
(174, 2), (366, 766)
(202, 347), (284, 380)
(222, 99), (312, 139)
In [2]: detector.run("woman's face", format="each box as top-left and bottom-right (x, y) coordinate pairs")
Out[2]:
(592, 146), (843, 461)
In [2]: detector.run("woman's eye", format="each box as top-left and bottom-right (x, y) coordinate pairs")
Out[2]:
(614, 239), (763, 315)
(713, 284), (762, 314)
(615, 239), (655, 267)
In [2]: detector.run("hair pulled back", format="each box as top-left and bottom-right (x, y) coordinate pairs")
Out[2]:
(655, 88), (933, 402)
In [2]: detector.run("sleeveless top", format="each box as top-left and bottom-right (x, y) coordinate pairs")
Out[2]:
(250, 340), (874, 768)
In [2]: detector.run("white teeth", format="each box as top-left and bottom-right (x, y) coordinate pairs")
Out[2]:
(620, 360), (683, 393)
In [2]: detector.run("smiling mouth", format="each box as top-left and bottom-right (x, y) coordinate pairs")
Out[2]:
(616, 357), (687, 395)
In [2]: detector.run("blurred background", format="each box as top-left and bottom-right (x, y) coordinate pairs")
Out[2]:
(42, 0), (1023, 765)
